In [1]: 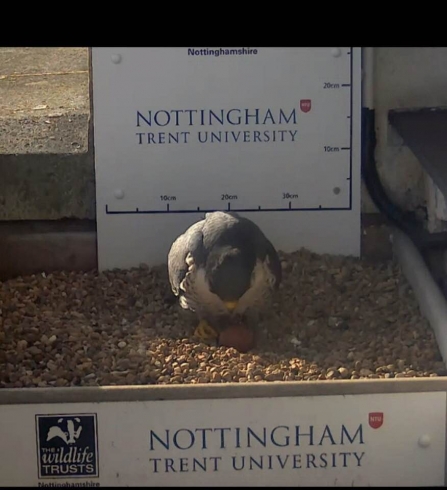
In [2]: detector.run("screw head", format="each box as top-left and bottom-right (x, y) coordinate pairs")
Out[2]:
(418, 435), (431, 448)
(111, 54), (122, 64)
(114, 189), (124, 199)
(331, 48), (341, 58)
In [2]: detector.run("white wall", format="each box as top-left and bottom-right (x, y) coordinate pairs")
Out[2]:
(363, 47), (447, 216)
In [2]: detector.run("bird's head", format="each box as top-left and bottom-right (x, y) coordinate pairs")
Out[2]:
(206, 245), (255, 311)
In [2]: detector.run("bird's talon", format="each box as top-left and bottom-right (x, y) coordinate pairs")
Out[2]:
(194, 320), (219, 341)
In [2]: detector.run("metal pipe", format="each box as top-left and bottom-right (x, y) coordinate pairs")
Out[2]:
(393, 227), (447, 365)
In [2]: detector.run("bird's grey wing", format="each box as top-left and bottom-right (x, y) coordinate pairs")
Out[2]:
(263, 239), (282, 289)
(167, 221), (206, 297)
(167, 235), (189, 297)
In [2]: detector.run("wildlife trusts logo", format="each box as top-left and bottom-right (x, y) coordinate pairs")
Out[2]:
(35, 414), (99, 479)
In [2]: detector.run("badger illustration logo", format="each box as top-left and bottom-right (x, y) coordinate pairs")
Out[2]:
(46, 417), (83, 445)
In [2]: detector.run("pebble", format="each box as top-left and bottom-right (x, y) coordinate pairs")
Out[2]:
(265, 370), (284, 382)
(17, 340), (28, 350)
(359, 368), (373, 377)
(28, 346), (42, 356)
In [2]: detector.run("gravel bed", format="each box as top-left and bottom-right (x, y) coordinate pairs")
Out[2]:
(0, 249), (445, 388)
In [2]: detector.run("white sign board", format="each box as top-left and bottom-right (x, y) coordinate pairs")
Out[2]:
(0, 392), (445, 486)
(92, 47), (361, 270)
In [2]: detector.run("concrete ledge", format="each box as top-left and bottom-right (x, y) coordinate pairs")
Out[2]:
(0, 378), (446, 405)
(0, 152), (95, 221)
(0, 47), (92, 221)
(0, 221), (97, 280)
(0, 112), (89, 155)
(0, 47), (89, 155)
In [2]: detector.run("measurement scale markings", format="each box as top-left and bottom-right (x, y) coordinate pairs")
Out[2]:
(348, 45), (353, 208)
(106, 205), (351, 215)
(323, 47), (353, 210)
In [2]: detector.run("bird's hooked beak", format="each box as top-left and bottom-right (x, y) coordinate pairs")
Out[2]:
(224, 301), (238, 312)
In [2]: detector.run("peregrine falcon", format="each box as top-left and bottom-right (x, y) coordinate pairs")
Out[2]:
(167, 211), (282, 341)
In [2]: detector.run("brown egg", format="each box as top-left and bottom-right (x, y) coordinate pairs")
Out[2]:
(218, 324), (255, 353)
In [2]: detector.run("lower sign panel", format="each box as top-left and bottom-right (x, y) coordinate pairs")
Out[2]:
(0, 392), (445, 486)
